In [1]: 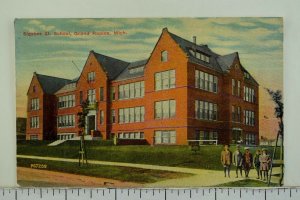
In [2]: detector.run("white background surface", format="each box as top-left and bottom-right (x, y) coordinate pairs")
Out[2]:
(0, 0), (300, 187)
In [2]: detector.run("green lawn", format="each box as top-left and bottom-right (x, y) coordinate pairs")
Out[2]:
(17, 158), (190, 184)
(215, 179), (278, 187)
(17, 140), (278, 171)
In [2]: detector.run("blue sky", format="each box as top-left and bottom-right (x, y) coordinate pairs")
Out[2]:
(15, 18), (283, 138)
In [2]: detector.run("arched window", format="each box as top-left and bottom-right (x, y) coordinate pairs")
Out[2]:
(33, 85), (36, 93)
(161, 50), (168, 62)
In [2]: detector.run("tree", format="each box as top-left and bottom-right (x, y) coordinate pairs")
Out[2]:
(77, 99), (89, 166)
(266, 88), (284, 186)
(266, 89), (283, 136)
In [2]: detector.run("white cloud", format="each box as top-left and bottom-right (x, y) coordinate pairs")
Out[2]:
(28, 19), (42, 25)
(24, 20), (57, 32)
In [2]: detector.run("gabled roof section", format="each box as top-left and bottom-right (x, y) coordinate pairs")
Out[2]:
(167, 30), (223, 72)
(168, 31), (219, 57)
(114, 59), (147, 81)
(92, 51), (129, 80)
(217, 52), (239, 72)
(35, 72), (72, 94)
(166, 28), (258, 85)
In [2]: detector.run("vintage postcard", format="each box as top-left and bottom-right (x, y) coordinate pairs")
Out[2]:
(15, 18), (283, 187)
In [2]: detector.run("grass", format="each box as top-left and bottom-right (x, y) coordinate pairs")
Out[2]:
(17, 140), (279, 171)
(215, 179), (278, 187)
(17, 158), (190, 184)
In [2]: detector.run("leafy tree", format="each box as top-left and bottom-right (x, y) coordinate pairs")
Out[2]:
(77, 99), (89, 166)
(266, 88), (283, 186)
(266, 89), (283, 136)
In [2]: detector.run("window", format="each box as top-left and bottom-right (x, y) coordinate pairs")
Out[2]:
(124, 108), (129, 123)
(245, 133), (256, 145)
(119, 106), (145, 124)
(232, 130), (242, 144)
(80, 91), (83, 104)
(129, 83), (135, 98)
(244, 72), (250, 79)
(87, 71), (95, 82)
(244, 86), (255, 103)
(58, 95), (75, 109)
(134, 82), (141, 98)
(135, 107), (141, 122)
(30, 135), (38, 140)
(232, 106), (241, 122)
(57, 115), (75, 128)
(100, 87), (104, 101)
(213, 76), (218, 92)
(196, 130), (218, 144)
(110, 87), (115, 100)
(155, 100), (176, 119)
(88, 89), (96, 103)
(154, 130), (176, 144)
(237, 81), (241, 97)
(141, 106), (145, 122)
(111, 110), (116, 123)
(195, 100), (217, 120)
(119, 109), (124, 124)
(30, 116), (39, 128)
(189, 50), (210, 63)
(161, 50), (168, 62)
(118, 81), (144, 100)
(155, 70), (175, 91)
(237, 106), (241, 122)
(129, 107), (135, 123)
(195, 70), (218, 93)
(118, 132), (144, 140)
(232, 106), (235, 121)
(244, 110), (255, 126)
(31, 98), (39, 110)
(232, 79), (236, 95)
(100, 110), (104, 124)
(129, 66), (144, 74)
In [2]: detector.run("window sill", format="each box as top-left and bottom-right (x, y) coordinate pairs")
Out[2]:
(118, 96), (144, 101)
(195, 118), (218, 122)
(154, 117), (176, 120)
(118, 121), (145, 124)
(155, 87), (176, 92)
(58, 126), (75, 129)
(194, 87), (217, 94)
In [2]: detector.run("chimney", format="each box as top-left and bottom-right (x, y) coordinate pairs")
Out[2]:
(193, 36), (197, 44)
(192, 36), (197, 56)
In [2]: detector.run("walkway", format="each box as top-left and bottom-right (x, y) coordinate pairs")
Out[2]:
(17, 155), (265, 187)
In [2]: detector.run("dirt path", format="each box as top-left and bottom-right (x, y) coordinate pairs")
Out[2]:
(18, 167), (141, 187)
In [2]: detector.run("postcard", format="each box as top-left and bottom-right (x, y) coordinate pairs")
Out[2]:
(15, 18), (283, 187)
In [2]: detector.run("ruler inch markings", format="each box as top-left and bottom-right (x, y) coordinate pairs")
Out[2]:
(3, 188), (300, 200)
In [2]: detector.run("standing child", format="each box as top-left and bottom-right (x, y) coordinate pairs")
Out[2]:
(243, 147), (253, 178)
(232, 145), (243, 178)
(221, 144), (232, 178)
(259, 149), (271, 181)
(253, 149), (262, 179)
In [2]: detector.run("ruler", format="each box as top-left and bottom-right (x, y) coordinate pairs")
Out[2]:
(0, 188), (299, 200)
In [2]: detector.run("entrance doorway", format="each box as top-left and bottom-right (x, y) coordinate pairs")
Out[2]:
(232, 129), (243, 144)
(87, 115), (95, 135)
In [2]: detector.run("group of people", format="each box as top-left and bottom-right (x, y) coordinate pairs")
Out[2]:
(220, 144), (271, 181)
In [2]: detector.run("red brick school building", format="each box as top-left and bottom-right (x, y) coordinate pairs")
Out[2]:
(26, 28), (259, 145)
